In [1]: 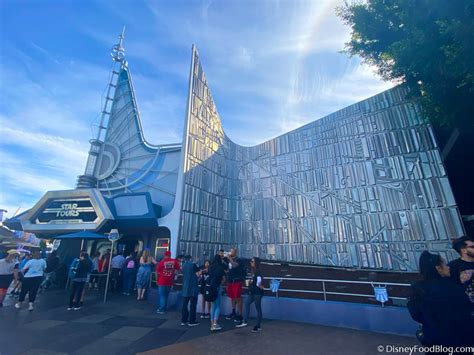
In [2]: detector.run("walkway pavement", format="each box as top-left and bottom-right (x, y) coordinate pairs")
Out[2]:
(0, 288), (422, 355)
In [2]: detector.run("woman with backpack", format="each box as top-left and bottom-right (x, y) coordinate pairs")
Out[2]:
(236, 257), (265, 332)
(122, 253), (137, 296)
(199, 259), (211, 319)
(207, 254), (226, 331)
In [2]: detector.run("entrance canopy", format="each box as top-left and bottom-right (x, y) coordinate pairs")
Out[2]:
(54, 231), (107, 240)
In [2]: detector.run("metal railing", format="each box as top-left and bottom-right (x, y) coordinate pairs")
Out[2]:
(261, 276), (411, 302)
(152, 271), (411, 304)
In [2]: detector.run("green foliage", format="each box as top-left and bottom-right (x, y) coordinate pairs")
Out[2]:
(337, 0), (474, 129)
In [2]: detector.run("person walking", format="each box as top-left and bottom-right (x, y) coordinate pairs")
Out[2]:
(236, 257), (264, 332)
(407, 251), (474, 348)
(40, 251), (59, 290)
(15, 250), (46, 311)
(199, 259), (211, 319)
(181, 255), (200, 326)
(156, 250), (180, 314)
(0, 250), (19, 307)
(208, 254), (226, 331)
(10, 252), (29, 296)
(68, 251), (92, 310)
(136, 249), (156, 300)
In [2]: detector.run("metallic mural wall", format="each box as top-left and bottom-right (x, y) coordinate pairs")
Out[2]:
(177, 48), (464, 271)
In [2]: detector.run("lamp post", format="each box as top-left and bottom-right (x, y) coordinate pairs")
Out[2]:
(104, 229), (120, 303)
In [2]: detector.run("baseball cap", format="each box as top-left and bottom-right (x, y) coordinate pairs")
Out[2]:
(7, 249), (19, 255)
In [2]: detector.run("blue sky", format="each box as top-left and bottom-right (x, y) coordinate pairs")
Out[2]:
(0, 0), (393, 219)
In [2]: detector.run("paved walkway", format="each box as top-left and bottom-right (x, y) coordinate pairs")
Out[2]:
(0, 288), (422, 355)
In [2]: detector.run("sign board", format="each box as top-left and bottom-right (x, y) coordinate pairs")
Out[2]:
(35, 198), (98, 225)
(22, 189), (114, 234)
(108, 229), (120, 242)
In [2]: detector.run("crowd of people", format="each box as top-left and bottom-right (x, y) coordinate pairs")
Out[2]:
(1, 235), (472, 345)
(155, 247), (265, 332)
(407, 235), (474, 348)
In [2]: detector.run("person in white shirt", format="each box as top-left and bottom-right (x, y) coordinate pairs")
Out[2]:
(110, 252), (126, 292)
(15, 250), (47, 311)
(0, 249), (19, 307)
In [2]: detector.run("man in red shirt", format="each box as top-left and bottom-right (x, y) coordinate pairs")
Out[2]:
(156, 251), (180, 314)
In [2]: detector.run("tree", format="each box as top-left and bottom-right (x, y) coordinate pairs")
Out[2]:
(337, 0), (474, 130)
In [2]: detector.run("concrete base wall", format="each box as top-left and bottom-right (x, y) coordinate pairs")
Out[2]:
(147, 289), (418, 337)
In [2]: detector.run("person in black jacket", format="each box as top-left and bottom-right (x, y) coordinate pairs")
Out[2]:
(236, 257), (264, 332)
(68, 252), (92, 310)
(208, 254), (226, 331)
(448, 236), (474, 290)
(407, 251), (474, 349)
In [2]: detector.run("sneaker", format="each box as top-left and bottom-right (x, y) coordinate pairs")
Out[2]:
(200, 314), (206, 319)
(205, 313), (210, 319)
(252, 326), (261, 333)
(233, 317), (241, 323)
(181, 322), (187, 326)
(188, 322), (199, 327)
(235, 321), (248, 328)
(28, 303), (34, 311)
(14, 303), (21, 309)
(73, 306), (81, 311)
(67, 307), (73, 311)
(213, 323), (222, 331)
(225, 312), (235, 320)
(156, 309), (165, 314)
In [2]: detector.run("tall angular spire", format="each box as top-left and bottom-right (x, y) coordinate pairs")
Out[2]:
(77, 27), (130, 188)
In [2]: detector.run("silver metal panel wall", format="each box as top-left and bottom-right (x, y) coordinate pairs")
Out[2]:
(177, 48), (463, 271)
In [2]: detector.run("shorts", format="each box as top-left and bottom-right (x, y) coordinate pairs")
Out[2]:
(226, 281), (243, 299)
(0, 274), (13, 290)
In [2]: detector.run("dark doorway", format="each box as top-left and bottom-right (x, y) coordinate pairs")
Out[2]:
(117, 237), (141, 257)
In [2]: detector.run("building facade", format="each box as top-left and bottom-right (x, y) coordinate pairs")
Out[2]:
(10, 40), (464, 272)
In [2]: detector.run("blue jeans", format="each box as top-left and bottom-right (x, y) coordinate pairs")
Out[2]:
(158, 285), (171, 311)
(210, 286), (222, 322)
(122, 269), (135, 294)
(243, 294), (263, 327)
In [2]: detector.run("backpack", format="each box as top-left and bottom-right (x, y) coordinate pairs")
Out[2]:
(126, 259), (135, 269)
(69, 258), (79, 279)
(203, 282), (218, 302)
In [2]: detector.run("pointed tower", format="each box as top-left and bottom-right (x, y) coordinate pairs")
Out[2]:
(76, 29), (181, 216)
(77, 28), (128, 188)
